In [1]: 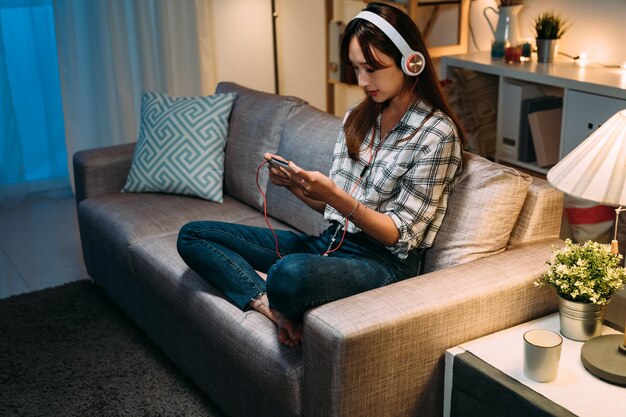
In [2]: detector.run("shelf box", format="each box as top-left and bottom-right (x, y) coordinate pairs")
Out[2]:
(497, 80), (544, 161)
(561, 90), (626, 158)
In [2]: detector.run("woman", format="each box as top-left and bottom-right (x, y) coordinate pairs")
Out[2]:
(177, 2), (464, 348)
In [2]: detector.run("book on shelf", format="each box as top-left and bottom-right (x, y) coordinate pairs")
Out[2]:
(518, 96), (563, 163)
(528, 107), (563, 167)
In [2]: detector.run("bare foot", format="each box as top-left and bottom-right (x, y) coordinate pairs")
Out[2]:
(277, 315), (303, 348)
(248, 294), (302, 347)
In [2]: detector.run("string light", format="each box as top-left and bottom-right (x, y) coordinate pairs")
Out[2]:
(560, 51), (624, 69)
(574, 52), (589, 67)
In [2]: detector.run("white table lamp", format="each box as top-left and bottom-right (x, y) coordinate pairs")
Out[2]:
(547, 109), (626, 386)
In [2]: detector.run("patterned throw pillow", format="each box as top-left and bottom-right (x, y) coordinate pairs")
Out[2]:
(122, 91), (236, 202)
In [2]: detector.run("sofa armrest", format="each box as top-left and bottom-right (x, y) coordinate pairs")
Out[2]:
(302, 238), (562, 417)
(73, 143), (136, 204)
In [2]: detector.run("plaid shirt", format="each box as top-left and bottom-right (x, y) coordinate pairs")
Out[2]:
(324, 99), (463, 259)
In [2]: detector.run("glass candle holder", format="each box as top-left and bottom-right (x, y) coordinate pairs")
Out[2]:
(521, 40), (532, 61)
(505, 45), (522, 63)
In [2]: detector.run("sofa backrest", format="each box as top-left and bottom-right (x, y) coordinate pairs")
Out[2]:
(216, 82), (306, 210)
(508, 176), (563, 247)
(265, 104), (341, 235)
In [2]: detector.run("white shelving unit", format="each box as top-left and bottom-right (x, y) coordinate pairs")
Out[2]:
(441, 52), (626, 174)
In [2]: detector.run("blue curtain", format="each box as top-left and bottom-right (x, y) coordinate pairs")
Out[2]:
(0, 0), (67, 201)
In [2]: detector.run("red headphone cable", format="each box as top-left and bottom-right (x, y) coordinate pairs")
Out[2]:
(256, 160), (285, 258)
(256, 160), (361, 258)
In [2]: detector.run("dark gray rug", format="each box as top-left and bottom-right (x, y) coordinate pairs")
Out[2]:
(0, 280), (228, 417)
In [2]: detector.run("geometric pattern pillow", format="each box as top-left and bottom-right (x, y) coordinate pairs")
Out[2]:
(122, 91), (236, 202)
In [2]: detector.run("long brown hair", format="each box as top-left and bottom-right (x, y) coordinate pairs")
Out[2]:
(340, 2), (465, 159)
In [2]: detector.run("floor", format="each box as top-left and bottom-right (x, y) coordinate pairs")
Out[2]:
(0, 186), (88, 300)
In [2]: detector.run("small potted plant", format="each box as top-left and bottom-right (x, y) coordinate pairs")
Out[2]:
(535, 239), (626, 341)
(532, 11), (570, 63)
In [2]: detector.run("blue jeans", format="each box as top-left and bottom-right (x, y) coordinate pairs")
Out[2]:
(177, 221), (424, 320)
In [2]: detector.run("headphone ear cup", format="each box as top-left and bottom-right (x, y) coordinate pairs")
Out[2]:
(403, 52), (425, 76)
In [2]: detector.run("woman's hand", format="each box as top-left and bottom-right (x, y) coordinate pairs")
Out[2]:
(264, 154), (337, 214)
(290, 159), (400, 246)
(288, 162), (337, 203)
(264, 153), (298, 189)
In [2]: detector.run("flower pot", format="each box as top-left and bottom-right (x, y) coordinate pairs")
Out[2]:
(558, 297), (605, 341)
(536, 38), (558, 63)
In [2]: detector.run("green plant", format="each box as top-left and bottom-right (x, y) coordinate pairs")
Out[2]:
(533, 11), (570, 39)
(535, 239), (626, 305)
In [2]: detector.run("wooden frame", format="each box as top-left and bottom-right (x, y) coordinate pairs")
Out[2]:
(408, 0), (470, 58)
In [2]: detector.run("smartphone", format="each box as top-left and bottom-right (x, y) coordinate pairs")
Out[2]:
(266, 157), (293, 173)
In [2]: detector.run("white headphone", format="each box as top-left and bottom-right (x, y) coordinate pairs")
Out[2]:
(353, 11), (425, 77)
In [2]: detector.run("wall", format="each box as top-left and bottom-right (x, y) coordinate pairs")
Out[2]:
(469, 0), (626, 65)
(210, 0), (326, 111)
(275, 0), (326, 111)
(210, 0), (275, 94)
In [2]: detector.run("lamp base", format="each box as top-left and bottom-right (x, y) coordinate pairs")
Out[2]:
(580, 335), (626, 386)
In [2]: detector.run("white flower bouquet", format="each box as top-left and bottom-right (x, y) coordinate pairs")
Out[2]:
(535, 239), (626, 305)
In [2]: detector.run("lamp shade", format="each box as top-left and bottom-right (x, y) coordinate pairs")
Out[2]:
(547, 110), (626, 206)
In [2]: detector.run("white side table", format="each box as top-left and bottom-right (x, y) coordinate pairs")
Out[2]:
(443, 313), (625, 417)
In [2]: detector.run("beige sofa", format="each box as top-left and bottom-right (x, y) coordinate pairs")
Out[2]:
(73, 82), (563, 417)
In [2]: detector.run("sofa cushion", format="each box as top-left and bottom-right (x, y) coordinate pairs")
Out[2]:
(265, 104), (342, 235)
(122, 91), (236, 202)
(78, 193), (267, 267)
(215, 82), (306, 211)
(424, 152), (531, 273)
